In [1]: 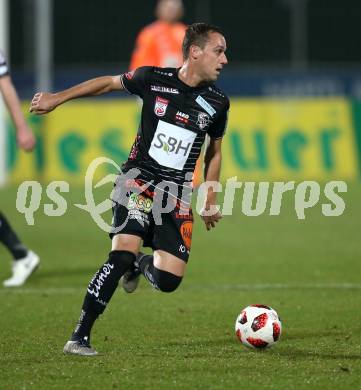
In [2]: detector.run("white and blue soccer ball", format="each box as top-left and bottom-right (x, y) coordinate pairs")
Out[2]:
(235, 304), (282, 349)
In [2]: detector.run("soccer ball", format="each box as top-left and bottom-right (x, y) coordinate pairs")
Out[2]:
(235, 304), (282, 349)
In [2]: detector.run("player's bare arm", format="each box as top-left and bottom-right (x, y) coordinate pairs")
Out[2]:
(201, 137), (223, 231)
(0, 75), (36, 151)
(30, 75), (124, 115)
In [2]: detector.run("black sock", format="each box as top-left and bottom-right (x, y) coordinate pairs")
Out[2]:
(71, 309), (97, 343)
(72, 250), (135, 341)
(138, 254), (157, 287)
(138, 255), (182, 292)
(0, 212), (28, 260)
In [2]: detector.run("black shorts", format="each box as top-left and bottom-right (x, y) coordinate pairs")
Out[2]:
(110, 180), (193, 262)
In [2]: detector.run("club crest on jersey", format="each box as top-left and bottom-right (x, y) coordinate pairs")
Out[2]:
(197, 112), (210, 130)
(154, 96), (169, 117)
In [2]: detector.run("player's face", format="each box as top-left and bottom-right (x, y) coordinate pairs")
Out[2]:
(197, 32), (228, 81)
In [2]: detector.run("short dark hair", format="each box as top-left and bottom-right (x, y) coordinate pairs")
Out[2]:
(182, 23), (224, 60)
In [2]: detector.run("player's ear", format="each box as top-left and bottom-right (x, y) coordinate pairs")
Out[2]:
(190, 44), (202, 60)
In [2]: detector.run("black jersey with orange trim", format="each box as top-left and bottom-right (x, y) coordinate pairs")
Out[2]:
(120, 66), (229, 185)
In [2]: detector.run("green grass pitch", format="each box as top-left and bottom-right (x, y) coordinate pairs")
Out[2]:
(0, 182), (360, 389)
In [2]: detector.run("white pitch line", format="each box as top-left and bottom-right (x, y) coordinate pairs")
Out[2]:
(0, 283), (361, 295)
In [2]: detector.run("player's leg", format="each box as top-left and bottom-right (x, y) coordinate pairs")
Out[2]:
(64, 180), (151, 356)
(0, 212), (40, 287)
(123, 205), (192, 293)
(137, 249), (185, 292)
(63, 234), (141, 356)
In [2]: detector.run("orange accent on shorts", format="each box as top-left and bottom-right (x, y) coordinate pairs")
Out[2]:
(180, 220), (193, 250)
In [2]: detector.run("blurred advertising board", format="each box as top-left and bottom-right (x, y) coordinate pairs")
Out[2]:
(224, 98), (358, 181)
(6, 98), (360, 183)
(7, 101), (139, 184)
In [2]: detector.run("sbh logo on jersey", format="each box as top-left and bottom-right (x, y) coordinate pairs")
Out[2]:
(197, 112), (211, 130)
(154, 96), (169, 117)
(149, 120), (197, 170)
(153, 133), (192, 156)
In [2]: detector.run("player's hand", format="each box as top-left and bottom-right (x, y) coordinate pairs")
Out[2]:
(200, 202), (222, 231)
(16, 124), (36, 151)
(30, 92), (58, 115)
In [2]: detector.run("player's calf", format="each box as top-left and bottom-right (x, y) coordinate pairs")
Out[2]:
(139, 254), (183, 292)
(151, 267), (183, 292)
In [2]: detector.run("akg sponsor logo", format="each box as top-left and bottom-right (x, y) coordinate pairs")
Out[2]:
(151, 85), (179, 94)
(154, 96), (169, 117)
(153, 133), (192, 156)
(175, 111), (189, 124)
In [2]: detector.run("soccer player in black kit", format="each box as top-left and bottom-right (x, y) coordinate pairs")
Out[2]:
(30, 23), (229, 356)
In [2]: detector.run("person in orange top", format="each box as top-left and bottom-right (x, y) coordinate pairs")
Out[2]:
(130, 0), (202, 185)
(129, 0), (186, 70)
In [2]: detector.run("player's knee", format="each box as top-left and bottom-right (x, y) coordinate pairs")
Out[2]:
(153, 267), (182, 293)
(108, 250), (134, 269)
